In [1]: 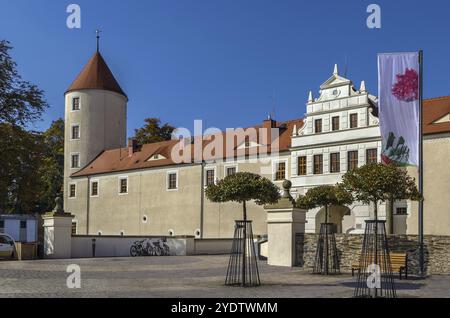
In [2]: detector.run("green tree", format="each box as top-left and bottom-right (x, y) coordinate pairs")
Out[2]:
(0, 40), (48, 126)
(205, 172), (280, 222)
(340, 163), (421, 220)
(206, 172), (280, 286)
(296, 184), (353, 224)
(36, 119), (64, 213)
(0, 124), (45, 214)
(134, 118), (175, 145)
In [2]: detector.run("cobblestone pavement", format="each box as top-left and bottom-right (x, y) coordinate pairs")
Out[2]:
(0, 255), (448, 298)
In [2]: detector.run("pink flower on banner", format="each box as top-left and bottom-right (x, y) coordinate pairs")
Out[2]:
(391, 68), (419, 102)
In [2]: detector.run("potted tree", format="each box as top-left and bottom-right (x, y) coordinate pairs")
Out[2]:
(296, 185), (353, 275)
(340, 163), (421, 298)
(205, 172), (280, 287)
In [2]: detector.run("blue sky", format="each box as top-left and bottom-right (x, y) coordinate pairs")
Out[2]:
(1, 0), (449, 136)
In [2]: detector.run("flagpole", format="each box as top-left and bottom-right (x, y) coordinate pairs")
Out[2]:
(418, 50), (424, 277)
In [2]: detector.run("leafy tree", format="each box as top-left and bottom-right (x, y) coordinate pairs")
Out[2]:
(340, 163), (421, 220)
(134, 118), (175, 145)
(206, 172), (280, 286)
(205, 172), (280, 222)
(36, 119), (64, 213)
(0, 40), (48, 127)
(296, 184), (353, 224)
(0, 123), (45, 214)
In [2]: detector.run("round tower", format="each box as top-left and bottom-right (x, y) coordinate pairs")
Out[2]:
(64, 49), (127, 209)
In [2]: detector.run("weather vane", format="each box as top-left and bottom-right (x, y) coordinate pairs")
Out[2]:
(96, 29), (102, 52)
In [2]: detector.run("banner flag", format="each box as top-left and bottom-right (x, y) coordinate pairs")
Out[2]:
(378, 52), (420, 166)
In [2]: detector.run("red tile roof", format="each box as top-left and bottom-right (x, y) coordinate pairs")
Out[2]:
(423, 96), (450, 135)
(71, 94), (450, 178)
(66, 52), (126, 97)
(72, 118), (304, 177)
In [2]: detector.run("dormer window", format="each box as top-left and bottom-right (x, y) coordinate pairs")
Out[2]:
(148, 153), (167, 161)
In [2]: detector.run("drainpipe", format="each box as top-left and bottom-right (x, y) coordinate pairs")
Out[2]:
(86, 176), (90, 235)
(200, 163), (205, 239)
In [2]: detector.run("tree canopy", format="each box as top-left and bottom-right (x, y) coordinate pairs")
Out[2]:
(296, 184), (353, 210)
(0, 119), (64, 214)
(205, 172), (280, 220)
(133, 118), (175, 145)
(340, 163), (421, 218)
(0, 40), (48, 127)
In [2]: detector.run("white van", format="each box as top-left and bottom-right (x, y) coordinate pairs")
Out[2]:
(0, 234), (15, 259)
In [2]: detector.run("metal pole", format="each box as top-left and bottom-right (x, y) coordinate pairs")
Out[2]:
(418, 50), (424, 277)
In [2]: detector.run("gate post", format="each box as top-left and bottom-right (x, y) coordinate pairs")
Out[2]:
(264, 180), (307, 267)
(42, 197), (74, 259)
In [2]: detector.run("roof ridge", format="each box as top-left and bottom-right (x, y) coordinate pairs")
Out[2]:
(424, 95), (450, 102)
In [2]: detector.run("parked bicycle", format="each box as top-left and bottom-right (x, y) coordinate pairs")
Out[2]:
(130, 238), (170, 257)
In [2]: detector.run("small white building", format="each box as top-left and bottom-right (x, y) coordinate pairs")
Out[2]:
(290, 65), (408, 234)
(0, 215), (38, 243)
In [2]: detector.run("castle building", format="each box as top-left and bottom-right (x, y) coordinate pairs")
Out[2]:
(64, 48), (450, 238)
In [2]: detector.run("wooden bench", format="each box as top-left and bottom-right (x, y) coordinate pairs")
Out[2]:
(351, 252), (408, 279)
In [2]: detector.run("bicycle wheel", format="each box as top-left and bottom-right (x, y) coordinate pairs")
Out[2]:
(130, 245), (138, 257)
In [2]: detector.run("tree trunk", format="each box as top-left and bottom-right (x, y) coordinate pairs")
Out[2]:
(324, 204), (328, 224)
(242, 201), (247, 286)
(373, 200), (378, 297)
(386, 196), (394, 235)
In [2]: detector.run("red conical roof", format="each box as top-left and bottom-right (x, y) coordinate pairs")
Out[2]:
(66, 52), (126, 97)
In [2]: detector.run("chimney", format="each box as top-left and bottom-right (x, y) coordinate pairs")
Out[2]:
(128, 138), (139, 156)
(262, 116), (277, 145)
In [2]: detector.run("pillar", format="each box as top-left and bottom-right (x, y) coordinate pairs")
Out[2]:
(264, 180), (307, 267)
(42, 197), (74, 259)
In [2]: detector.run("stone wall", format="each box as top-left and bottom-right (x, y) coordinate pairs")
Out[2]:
(302, 234), (450, 275)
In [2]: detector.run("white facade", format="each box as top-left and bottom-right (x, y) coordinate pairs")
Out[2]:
(290, 65), (408, 234)
(64, 89), (127, 211)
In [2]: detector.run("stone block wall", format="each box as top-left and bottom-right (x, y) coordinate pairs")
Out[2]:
(302, 234), (450, 275)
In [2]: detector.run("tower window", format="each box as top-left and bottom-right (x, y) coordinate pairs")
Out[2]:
(167, 172), (178, 190)
(71, 125), (80, 140)
(314, 119), (322, 133)
(72, 97), (80, 111)
(330, 153), (340, 173)
(69, 184), (76, 198)
(350, 113), (358, 129)
(313, 155), (323, 174)
(71, 154), (80, 168)
(332, 116), (340, 131)
(119, 177), (128, 194)
(348, 151), (359, 171)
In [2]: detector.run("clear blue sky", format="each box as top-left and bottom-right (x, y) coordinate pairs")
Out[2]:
(1, 0), (449, 136)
